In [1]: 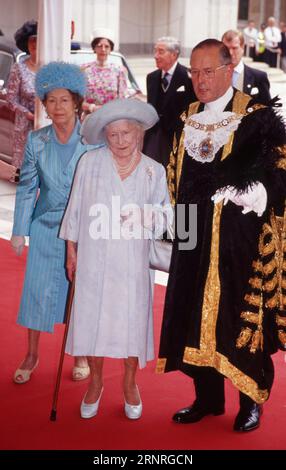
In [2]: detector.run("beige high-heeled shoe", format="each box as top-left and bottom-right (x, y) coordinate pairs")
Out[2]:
(72, 365), (90, 381)
(13, 359), (39, 384)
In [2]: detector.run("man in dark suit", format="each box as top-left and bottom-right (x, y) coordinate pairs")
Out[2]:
(143, 36), (196, 168)
(222, 30), (271, 104)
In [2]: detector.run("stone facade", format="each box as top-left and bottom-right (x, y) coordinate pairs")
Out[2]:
(0, 0), (239, 54)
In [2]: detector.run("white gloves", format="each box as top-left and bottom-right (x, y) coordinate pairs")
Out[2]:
(211, 182), (267, 217)
(11, 235), (25, 256)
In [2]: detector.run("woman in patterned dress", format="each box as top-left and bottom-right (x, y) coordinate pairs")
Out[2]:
(7, 20), (39, 169)
(81, 28), (128, 115)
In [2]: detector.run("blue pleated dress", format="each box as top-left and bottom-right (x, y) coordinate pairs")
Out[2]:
(12, 122), (97, 332)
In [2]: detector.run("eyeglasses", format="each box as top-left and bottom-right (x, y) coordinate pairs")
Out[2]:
(189, 64), (228, 79)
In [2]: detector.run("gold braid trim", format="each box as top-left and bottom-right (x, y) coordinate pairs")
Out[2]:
(249, 277), (263, 290)
(263, 259), (277, 276)
(252, 260), (263, 272)
(236, 327), (253, 347)
(238, 295), (264, 353)
(276, 314), (286, 327)
(270, 209), (286, 311)
(182, 348), (268, 404)
(167, 134), (178, 205)
(156, 358), (167, 373)
(276, 144), (286, 155)
(259, 224), (275, 256)
(278, 330), (286, 347)
(264, 277), (278, 292)
(241, 311), (259, 324)
(265, 293), (279, 309)
(244, 293), (261, 307)
(277, 158), (286, 170)
(250, 326), (263, 353)
(232, 91), (252, 116)
(176, 129), (187, 200)
(276, 145), (286, 170)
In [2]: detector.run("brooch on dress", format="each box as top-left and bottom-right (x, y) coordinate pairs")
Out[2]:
(146, 165), (155, 179)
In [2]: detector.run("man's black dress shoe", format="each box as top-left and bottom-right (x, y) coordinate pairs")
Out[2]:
(233, 403), (262, 432)
(172, 401), (225, 424)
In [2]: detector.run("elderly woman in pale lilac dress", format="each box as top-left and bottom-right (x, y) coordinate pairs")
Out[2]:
(60, 98), (172, 421)
(81, 28), (128, 115)
(7, 20), (38, 168)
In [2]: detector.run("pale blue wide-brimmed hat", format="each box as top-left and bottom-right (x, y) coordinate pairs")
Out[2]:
(35, 61), (86, 100)
(81, 98), (159, 145)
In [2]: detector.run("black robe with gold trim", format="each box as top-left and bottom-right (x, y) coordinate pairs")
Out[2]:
(157, 90), (286, 404)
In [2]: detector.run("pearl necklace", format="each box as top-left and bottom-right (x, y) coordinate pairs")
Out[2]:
(113, 152), (141, 179)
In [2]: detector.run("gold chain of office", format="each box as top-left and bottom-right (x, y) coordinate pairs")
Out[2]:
(185, 112), (242, 132)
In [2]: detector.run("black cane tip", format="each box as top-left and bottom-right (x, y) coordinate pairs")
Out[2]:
(50, 409), (57, 421)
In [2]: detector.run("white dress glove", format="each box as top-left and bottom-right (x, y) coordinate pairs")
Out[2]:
(212, 182), (267, 217)
(11, 235), (25, 256)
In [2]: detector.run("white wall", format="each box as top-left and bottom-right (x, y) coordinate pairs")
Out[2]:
(120, 0), (185, 53)
(120, 0), (238, 56)
(0, 0), (38, 39)
(0, 0), (239, 56)
(178, 0), (239, 55)
(72, 0), (120, 49)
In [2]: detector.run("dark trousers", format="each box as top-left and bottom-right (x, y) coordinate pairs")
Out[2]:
(193, 367), (225, 409)
(191, 355), (274, 411)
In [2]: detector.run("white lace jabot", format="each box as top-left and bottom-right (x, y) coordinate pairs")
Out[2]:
(183, 109), (242, 163)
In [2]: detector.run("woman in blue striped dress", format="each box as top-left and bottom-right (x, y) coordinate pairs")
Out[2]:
(11, 62), (97, 384)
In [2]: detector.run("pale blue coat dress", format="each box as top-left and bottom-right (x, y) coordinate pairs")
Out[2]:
(12, 121), (96, 332)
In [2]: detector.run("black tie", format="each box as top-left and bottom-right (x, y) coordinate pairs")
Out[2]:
(161, 72), (170, 91)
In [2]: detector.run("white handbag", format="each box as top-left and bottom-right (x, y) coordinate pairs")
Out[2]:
(149, 239), (173, 273)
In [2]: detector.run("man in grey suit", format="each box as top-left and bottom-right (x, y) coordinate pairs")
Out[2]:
(143, 36), (196, 168)
(222, 30), (271, 104)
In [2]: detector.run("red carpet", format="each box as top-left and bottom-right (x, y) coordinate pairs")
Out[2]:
(0, 238), (286, 450)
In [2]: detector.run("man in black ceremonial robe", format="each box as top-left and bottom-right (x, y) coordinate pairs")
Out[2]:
(157, 39), (286, 432)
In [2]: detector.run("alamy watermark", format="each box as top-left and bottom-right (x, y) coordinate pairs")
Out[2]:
(88, 196), (197, 250)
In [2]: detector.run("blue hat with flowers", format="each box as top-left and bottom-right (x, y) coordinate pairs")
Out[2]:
(35, 61), (86, 100)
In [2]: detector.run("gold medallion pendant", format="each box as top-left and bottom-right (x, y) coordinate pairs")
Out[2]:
(198, 134), (214, 159)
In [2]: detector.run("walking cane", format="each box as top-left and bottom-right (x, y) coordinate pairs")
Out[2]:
(50, 277), (75, 421)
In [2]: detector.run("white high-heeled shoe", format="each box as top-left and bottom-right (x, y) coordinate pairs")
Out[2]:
(80, 387), (103, 419)
(124, 386), (142, 420)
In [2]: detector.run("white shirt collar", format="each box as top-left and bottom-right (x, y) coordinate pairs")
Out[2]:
(204, 87), (234, 113)
(234, 60), (244, 74)
(161, 61), (178, 78)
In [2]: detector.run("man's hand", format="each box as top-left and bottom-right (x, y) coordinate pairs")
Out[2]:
(212, 182), (267, 217)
